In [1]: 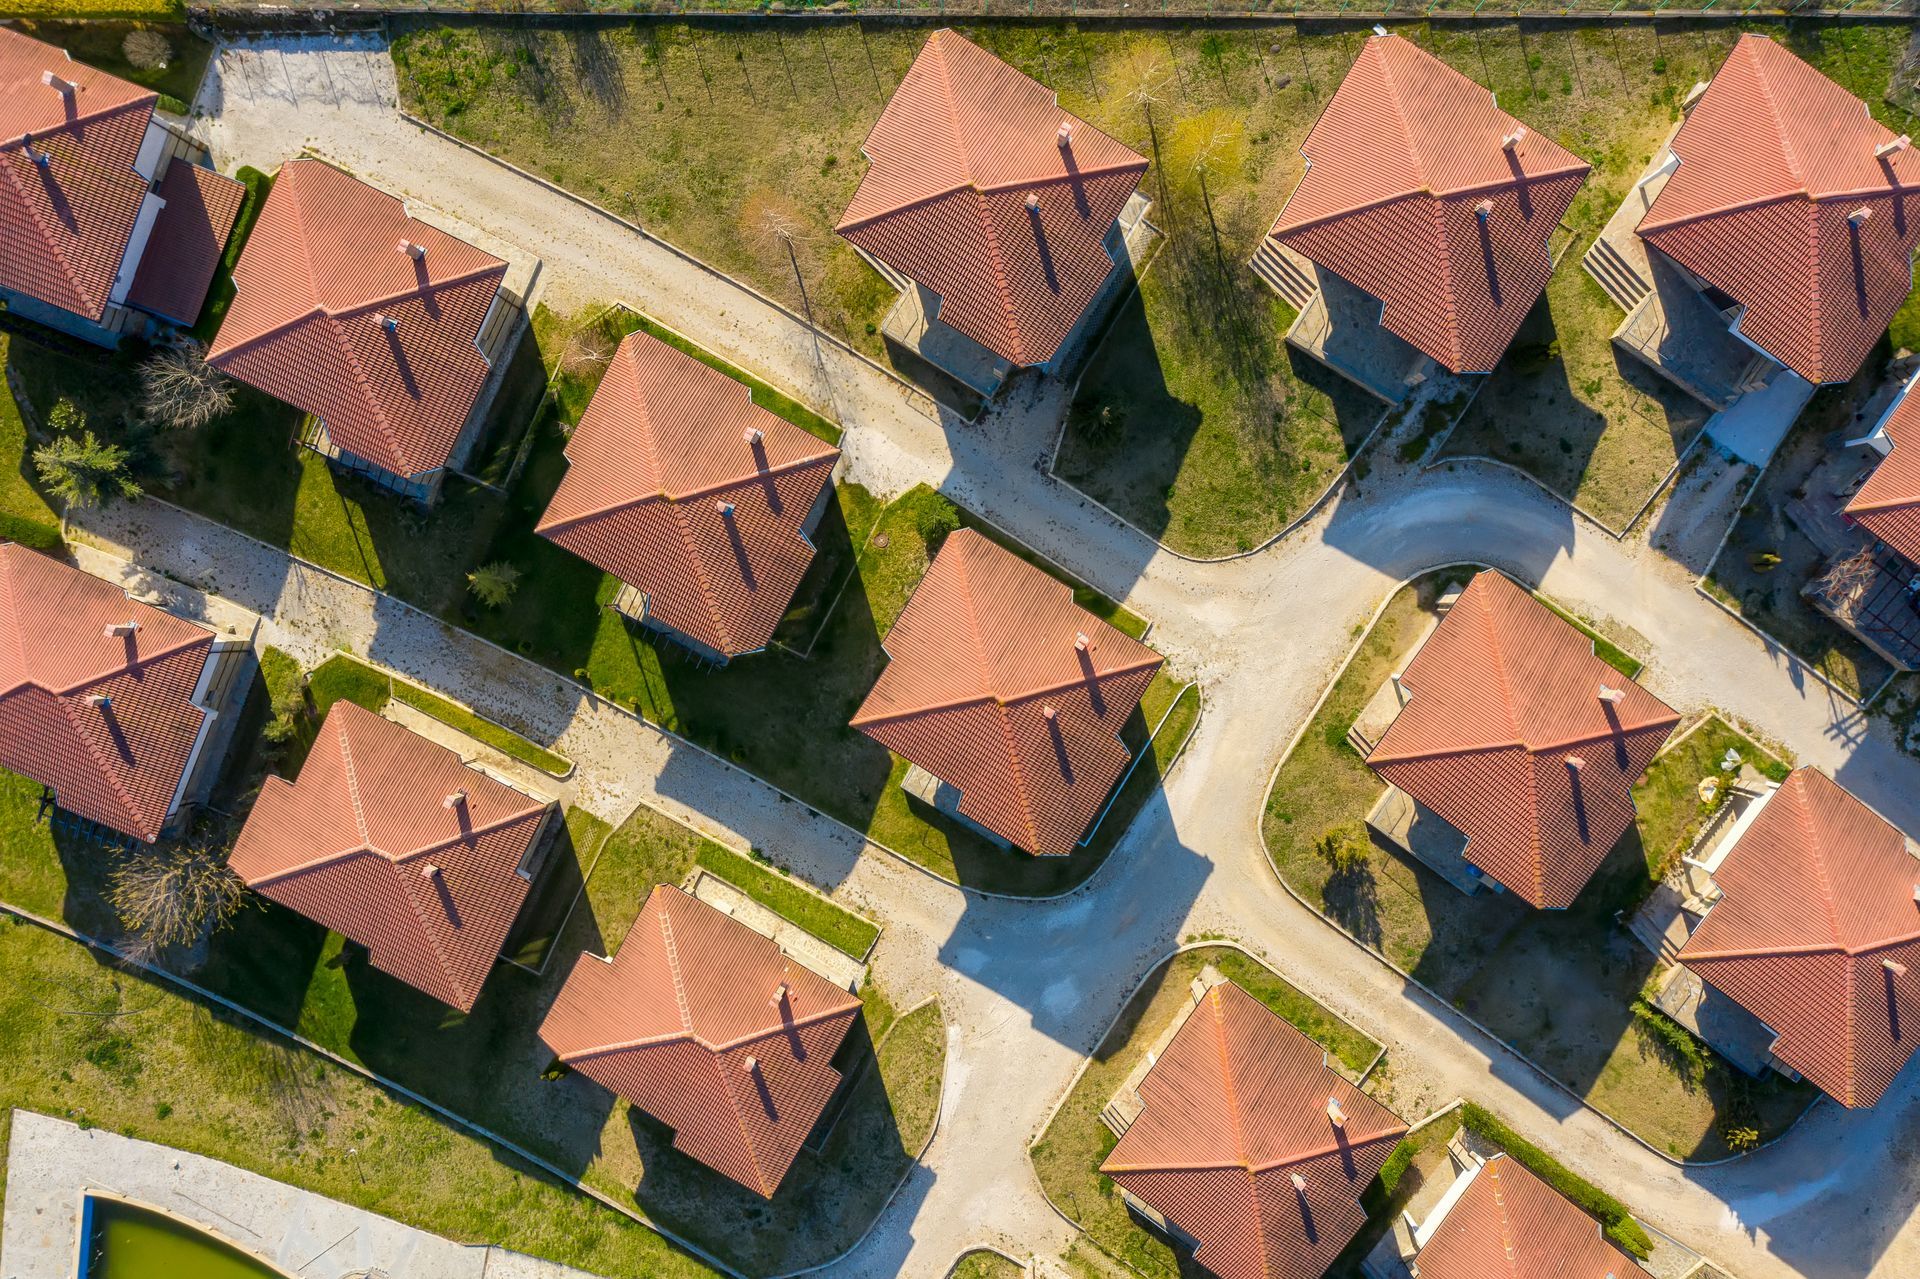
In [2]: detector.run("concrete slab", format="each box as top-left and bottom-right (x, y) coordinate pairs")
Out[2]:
(1651, 965), (1779, 1080)
(1366, 787), (1482, 898)
(687, 867), (868, 990)
(0, 1110), (607, 1279)
(1285, 267), (1430, 404)
(1708, 368), (1815, 466)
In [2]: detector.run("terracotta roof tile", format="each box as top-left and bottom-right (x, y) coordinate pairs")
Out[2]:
(228, 700), (551, 1012)
(207, 158), (507, 478)
(837, 29), (1147, 367)
(1367, 572), (1679, 908)
(1268, 34), (1590, 373)
(1636, 35), (1920, 385)
(536, 331), (840, 658)
(126, 161), (246, 325)
(1846, 372), (1920, 563)
(1411, 1153), (1654, 1279)
(851, 528), (1161, 855)
(0, 27), (158, 323)
(1100, 982), (1406, 1279)
(538, 884), (862, 1196)
(1678, 767), (1920, 1107)
(0, 542), (213, 842)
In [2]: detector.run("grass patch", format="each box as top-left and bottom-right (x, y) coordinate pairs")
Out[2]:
(1029, 945), (1382, 1279)
(1702, 368), (1899, 701)
(1459, 1103), (1652, 1258)
(11, 20), (209, 107)
(950, 1251), (1026, 1279)
(1532, 592), (1644, 680)
(192, 166), (271, 345)
(1262, 573), (1816, 1160)
(696, 842), (879, 959)
(0, 334), (62, 550)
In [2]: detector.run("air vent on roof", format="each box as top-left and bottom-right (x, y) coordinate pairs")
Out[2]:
(1887, 959), (1909, 976)
(1851, 206), (1874, 228)
(1597, 684), (1625, 704)
(1877, 135), (1911, 160)
(1042, 705), (1057, 721)
(1501, 126), (1528, 151)
(744, 426), (764, 445)
(443, 789), (468, 810)
(1566, 754), (1587, 772)
(1327, 1096), (1346, 1127)
(1026, 193), (1041, 211)
(1475, 199), (1494, 223)
(40, 71), (74, 97)
(398, 239), (426, 260)
(103, 620), (140, 638)
(1291, 1172), (1308, 1192)
(374, 313), (397, 332)
(744, 1055), (760, 1074)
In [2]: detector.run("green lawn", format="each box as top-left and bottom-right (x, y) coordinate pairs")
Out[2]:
(1261, 573), (1816, 1160)
(0, 754), (941, 1277)
(0, 334), (62, 549)
(1029, 945), (1381, 1279)
(950, 1252), (1027, 1279)
(697, 842), (880, 959)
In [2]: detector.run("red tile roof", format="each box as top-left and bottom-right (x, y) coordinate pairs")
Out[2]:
(126, 162), (246, 326)
(1367, 572), (1679, 909)
(1411, 1153), (1654, 1279)
(1678, 767), (1920, 1107)
(851, 528), (1161, 855)
(538, 884), (862, 1197)
(1268, 34), (1589, 374)
(536, 330), (840, 659)
(0, 27), (158, 323)
(1100, 981), (1407, 1279)
(207, 158), (507, 478)
(1846, 374), (1920, 563)
(229, 700), (551, 1012)
(0, 542), (212, 842)
(1637, 35), (1920, 385)
(837, 29), (1147, 368)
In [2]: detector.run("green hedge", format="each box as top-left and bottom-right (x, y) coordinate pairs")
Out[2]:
(1460, 1104), (1654, 1258)
(191, 166), (273, 345)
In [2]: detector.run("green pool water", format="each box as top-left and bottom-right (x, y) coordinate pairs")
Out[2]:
(83, 1198), (285, 1279)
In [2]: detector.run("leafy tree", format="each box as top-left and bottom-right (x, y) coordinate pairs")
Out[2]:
(467, 560), (523, 608)
(1315, 821), (1373, 874)
(34, 424), (141, 509)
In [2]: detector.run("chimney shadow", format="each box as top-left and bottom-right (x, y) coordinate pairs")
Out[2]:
(1028, 199), (1061, 296)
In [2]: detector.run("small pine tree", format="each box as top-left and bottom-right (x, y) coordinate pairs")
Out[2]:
(467, 560), (523, 608)
(34, 424), (141, 510)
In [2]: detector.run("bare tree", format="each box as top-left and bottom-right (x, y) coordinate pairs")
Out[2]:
(108, 840), (247, 964)
(122, 28), (173, 72)
(140, 341), (234, 430)
(556, 326), (614, 380)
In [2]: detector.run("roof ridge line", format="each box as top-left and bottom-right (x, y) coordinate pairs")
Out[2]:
(1684, 930), (1920, 961)
(387, 839), (476, 1010)
(712, 1045), (775, 1198)
(559, 1001), (856, 1060)
(1794, 774), (1850, 952)
(1638, 188), (1807, 235)
(326, 261), (506, 321)
(929, 33), (978, 187)
(45, 629), (212, 697)
(993, 657), (1166, 707)
(0, 150), (101, 317)
(666, 494), (737, 657)
(1746, 39), (1804, 189)
(1474, 585), (1549, 903)
(337, 718), (371, 844)
(243, 807), (549, 886)
(539, 452), (835, 532)
(971, 160), (1149, 195)
(1487, 1158), (1524, 1279)
(323, 313), (411, 475)
(658, 900), (695, 1034)
(1423, 183), (1467, 370)
(953, 549), (1042, 849)
(970, 186), (1028, 365)
(1, 87), (159, 146)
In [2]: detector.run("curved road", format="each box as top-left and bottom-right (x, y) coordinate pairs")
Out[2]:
(155, 36), (1920, 1279)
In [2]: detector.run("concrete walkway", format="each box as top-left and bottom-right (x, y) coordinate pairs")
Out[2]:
(66, 33), (1920, 1279)
(0, 1110), (606, 1279)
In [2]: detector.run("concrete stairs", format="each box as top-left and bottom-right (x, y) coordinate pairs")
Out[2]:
(1249, 238), (1318, 311)
(1582, 237), (1651, 313)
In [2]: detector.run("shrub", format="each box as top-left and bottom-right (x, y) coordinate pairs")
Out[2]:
(122, 28), (173, 71)
(912, 495), (961, 548)
(1315, 821), (1372, 873)
(467, 560), (523, 608)
(1721, 1124), (1760, 1153)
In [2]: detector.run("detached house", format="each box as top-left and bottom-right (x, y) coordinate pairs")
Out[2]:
(1352, 572), (1679, 909)
(1101, 978), (1407, 1279)
(536, 329), (840, 664)
(851, 528), (1161, 857)
(1667, 767), (1920, 1109)
(1257, 31), (1589, 401)
(0, 542), (253, 844)
(0, 27), (246, 345)
(837, 29), (1151, 399)
(229, 700), (559, 1012)
(1594, 35), (1920, 412)
(538, 884), (863, 1198)
(208, 158), (527, 503)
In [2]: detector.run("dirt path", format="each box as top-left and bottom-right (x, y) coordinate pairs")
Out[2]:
(138, 35), (1920, 1279)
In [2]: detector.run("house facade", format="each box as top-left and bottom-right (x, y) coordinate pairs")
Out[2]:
(536, 329), (841, 664)
(0, 542), (254, 845)
(207, 158), (528, 503)
(0, 27), (246, 347)
(837, 29), (1151, 400)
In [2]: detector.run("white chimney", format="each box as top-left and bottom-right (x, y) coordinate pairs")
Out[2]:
(1291, 1172), (1308, 1192)
(744, 1055), (760, 1074)
(420, 863), (441, 879)
(41, 71), (74, 97)
(1597, 684), (1626, 704)
(398, 239), (426, 260)
(743, 427), (764, 445)
(1501, 126), (1528, 151)
(1074, 632), (1090, 652)
(1887, 959), (1909, 977)
(716, 500), (735, 516)
(103, 620), (140, 638)
(1566, 754), (1587, 772)
(86, 693), (111, 709)
(1026, 193), (1041, 211)
(443, 789), (467, 810)
(1327, 1096), (1346, 1127)
(1042, 705), (1057, 721)
(1057, 121), (1074, 148)
(1877, 135), (1910, 159)
(1475, 199), (1494, 222)
(1850, 206), (1874, 228)
(770, 981), (790, 1007)
(374, 313), (397, 332)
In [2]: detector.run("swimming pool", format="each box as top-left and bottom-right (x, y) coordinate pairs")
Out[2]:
(77, 1195), (291, 1279)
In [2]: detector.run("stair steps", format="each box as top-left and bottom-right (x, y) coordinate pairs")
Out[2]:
(1249, 238), (1318, 311)
(1581, 237), (1652, 312)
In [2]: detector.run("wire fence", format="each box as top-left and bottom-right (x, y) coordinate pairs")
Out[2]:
(184, 0), (1920, 25)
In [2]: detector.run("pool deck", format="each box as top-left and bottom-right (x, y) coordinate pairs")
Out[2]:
(0, 1110), (607, 1279)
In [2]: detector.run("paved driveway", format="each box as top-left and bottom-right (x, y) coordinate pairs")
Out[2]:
(115, 35), (1920, 1279)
